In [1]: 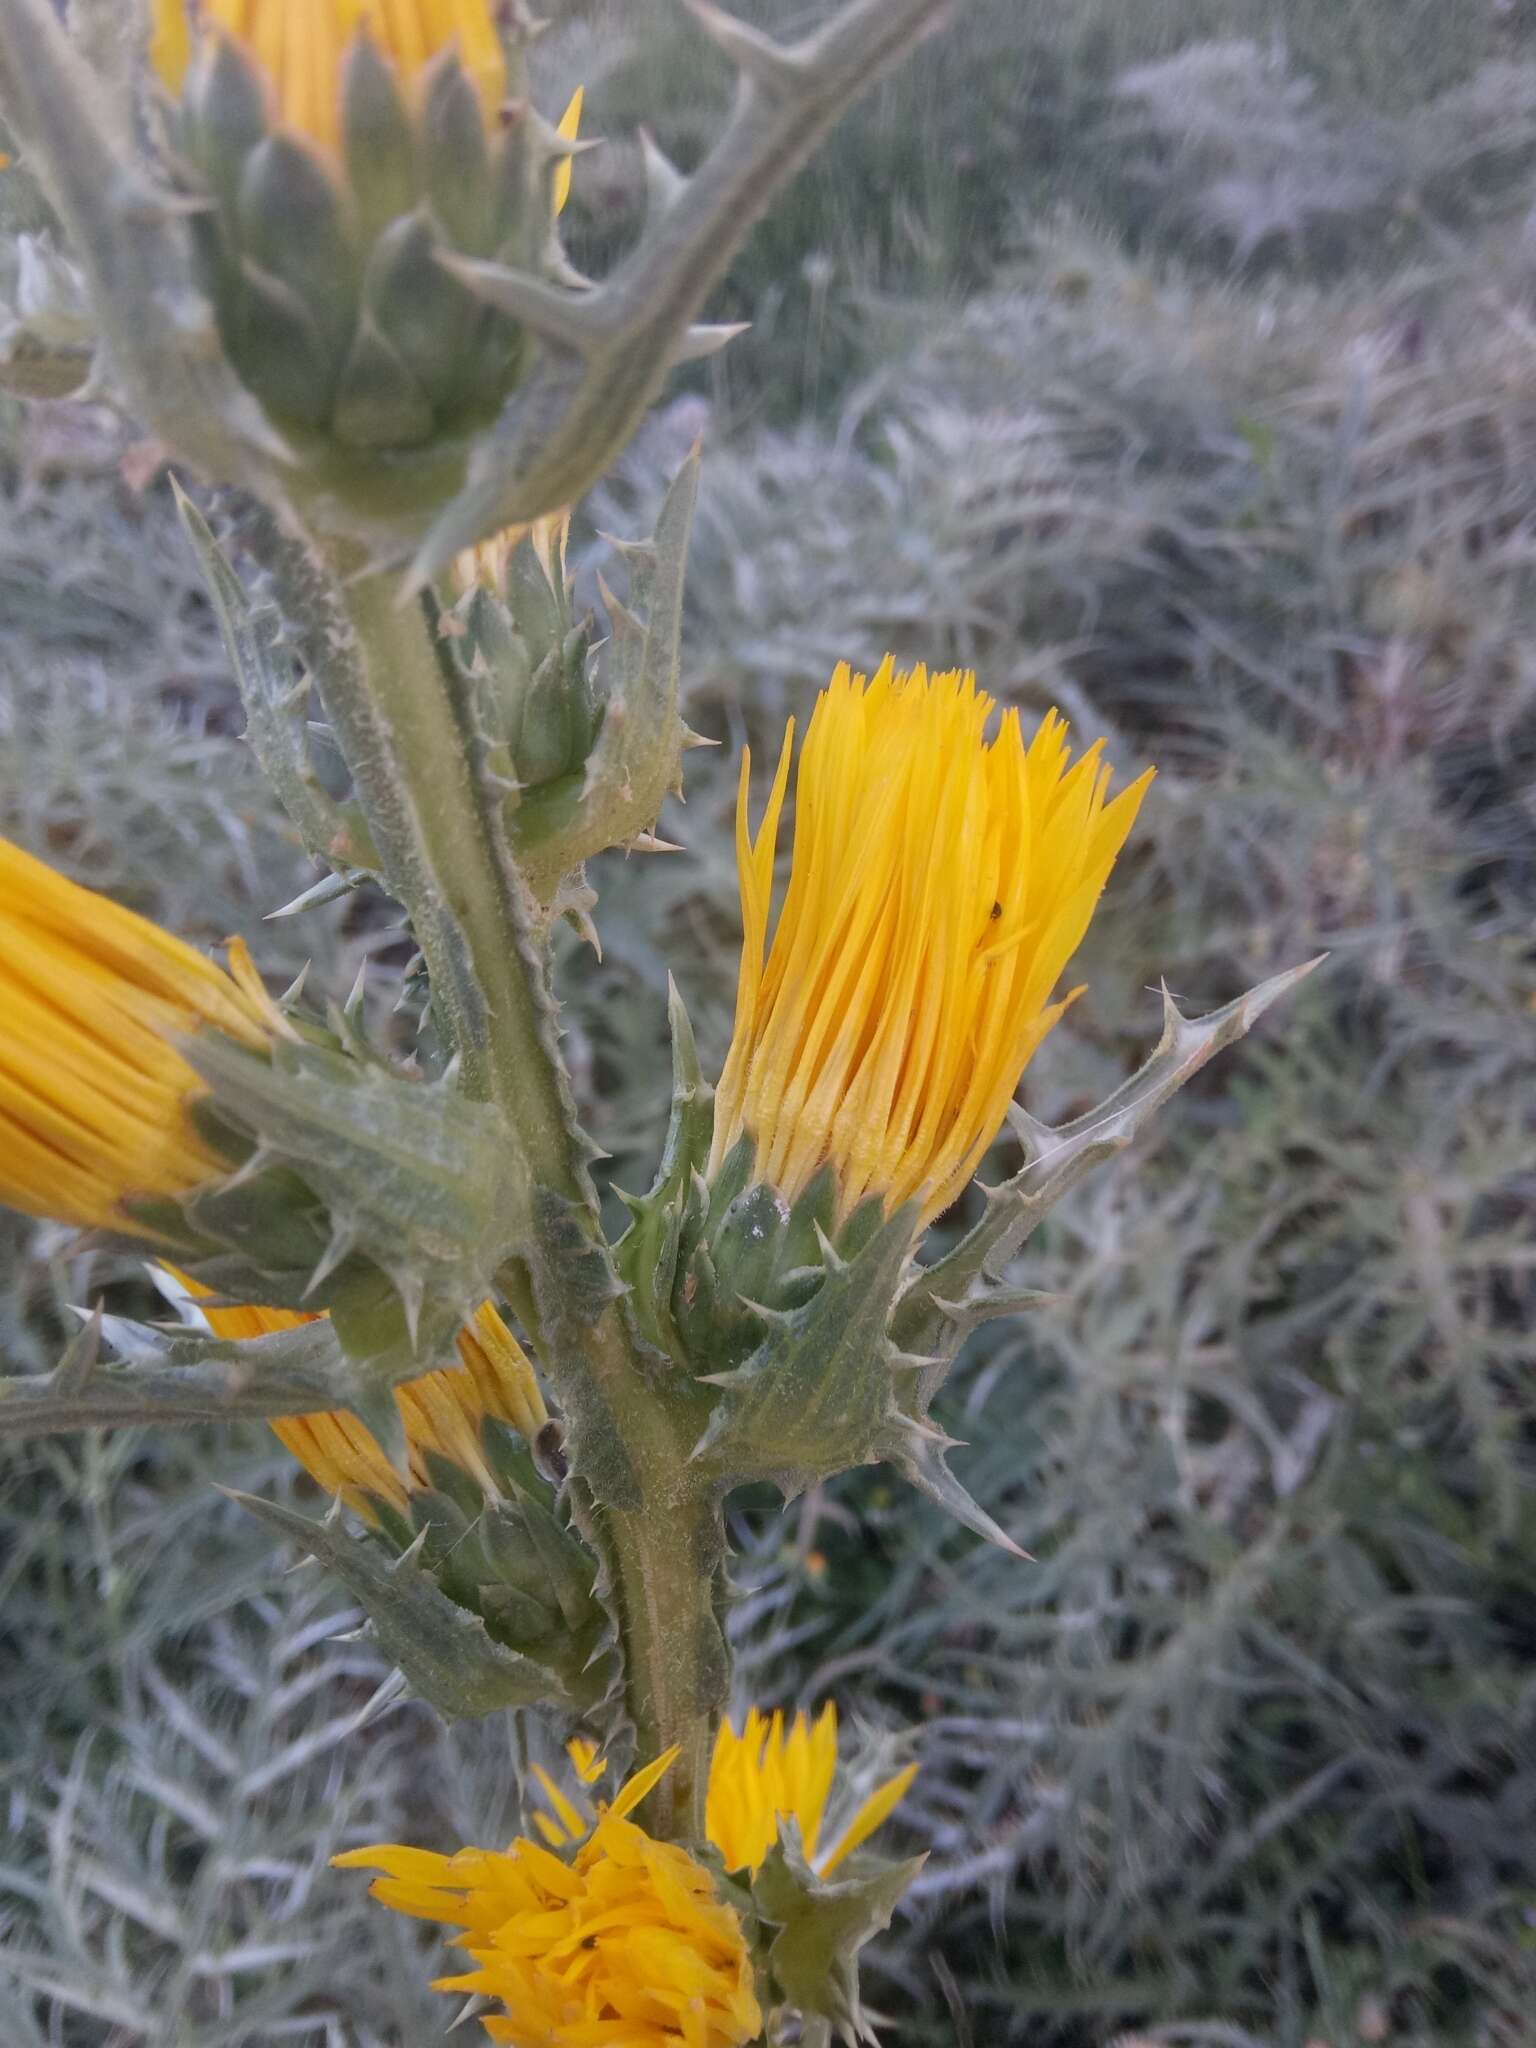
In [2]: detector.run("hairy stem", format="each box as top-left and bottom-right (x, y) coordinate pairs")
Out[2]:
(578, 1370), (725, 1837)
(0, 1360), (352, 1437)
(306, 542), (578, 1182)
(272, 529), (725, 1831)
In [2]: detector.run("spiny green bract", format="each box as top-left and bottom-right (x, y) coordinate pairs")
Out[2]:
(165, 32), (574, 519)
(614, 969), (1315, 1536)
(117, 1025), (532, 1403)
(751, 1837), (927, 2048)
(439, 451), (706, 905)
(231, 1415), (615, 1722)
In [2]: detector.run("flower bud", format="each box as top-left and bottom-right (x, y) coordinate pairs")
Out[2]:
(620, 665), (1153, 1508)
(178, 1279), (547, 1520)
(148, 3), (584, 535)
(0, 838), (533, 1383)
(710, 658), (1154, 1229)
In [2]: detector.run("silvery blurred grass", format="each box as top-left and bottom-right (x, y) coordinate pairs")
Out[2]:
(3, 2), (1534, 2042)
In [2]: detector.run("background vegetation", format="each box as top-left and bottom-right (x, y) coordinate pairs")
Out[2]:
(2, 1), (1534, 2042)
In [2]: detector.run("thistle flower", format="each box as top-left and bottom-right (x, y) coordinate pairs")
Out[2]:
(337, 1747), (764, 2048)
(337, 1705), (914, 2042)
(177, 1280), (548, 1517)
(705, 1704), (917, 1879)
(145, 1), (586, 505)
(710, 659), (1154, 1226)
(0, 837), (281, 1234)
(151, 0), (508, 157)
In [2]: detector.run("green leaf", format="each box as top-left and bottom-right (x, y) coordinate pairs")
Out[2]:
(404, 0), (956, 588)
(0, 1312), (391, 1442)
(236, 134), (358, 365)
(172, 484), (379, 880)
(895, 958), (1326, 1382)
(362, 211), (485, 416)
(878, 1414), (1029, 1559)
(340, 32), (418, 245)
(173, 1034), (531, 1386)
(332, 317), (437, 451)
(615, 977), (715, 1361)
(419, 49), (494, 255)
(754, 1833), (926, 2046)
(225, 1489), (569, 1717)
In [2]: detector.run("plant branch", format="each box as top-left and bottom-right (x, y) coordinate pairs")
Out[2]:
(252, 516), (726, 1827)
(410, 0), (968, 582)
(190, 0), (973, 1831)
(563, 1314), (727, 1836)
(0, 0), (290, 490)
(0, 1315), (367, 1441)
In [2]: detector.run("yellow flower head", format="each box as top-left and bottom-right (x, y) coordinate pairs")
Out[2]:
(338, 1706), (912, 2043)
(706, 1703), (917, 1879)
(177, 1279), (548, 1518)
(336, 1747), (764, 2048)
(0, 838), (281, 1235)
(151, 0), (508, 154)
(710, 659), (1154, 1227)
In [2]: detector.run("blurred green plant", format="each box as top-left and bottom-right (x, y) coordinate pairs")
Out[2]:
(547, 0), (1534, 423)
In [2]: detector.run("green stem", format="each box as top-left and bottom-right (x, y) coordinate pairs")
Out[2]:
(273, 531), (726, 1836)
(606, 1497), (720, 1833)
(0, 1358), (358, 1437)
(574, 1314), (725, 1838)
(314, 545), (576, 1182)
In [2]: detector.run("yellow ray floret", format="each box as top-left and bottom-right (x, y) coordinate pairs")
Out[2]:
(553, 85), (585, 216)
(710, 659), (1154, 1227)
(175, 1279), (549, 1516)
(706, 1703), (917, 1879)
(337, 1708), (912, 2042)
(336, 1747), (763, 2048)
(152, 0), (508, 153)
(0, 838), (282, 1234)
(454, 506), (573, 600)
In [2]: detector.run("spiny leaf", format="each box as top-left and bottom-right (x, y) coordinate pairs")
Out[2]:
(404, 0), (958, 588)
(224, 1488), (569, 1717)
(615, 976), (715, 1360)
(509, 448), (701, 892)
(896, 957), (1325, 1367)
(0, 1313), (382, 1442)
(880, 1416), (1029, 1559)
(186, 1034), (532, 1317)
(754, 1832), (927, 2046)
(174, 484), (379, 884)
